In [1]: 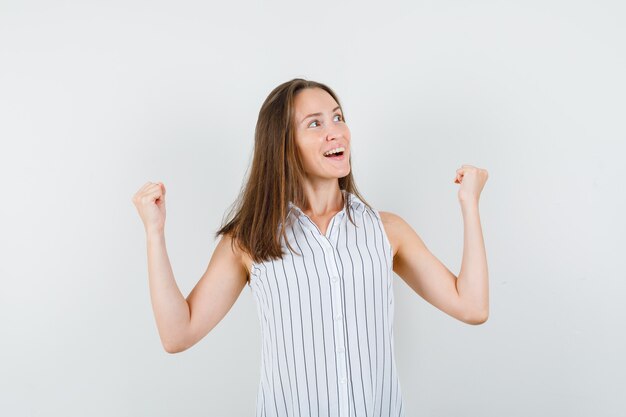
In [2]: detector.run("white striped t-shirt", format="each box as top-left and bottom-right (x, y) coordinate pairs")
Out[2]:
(247, 190), (405, 417)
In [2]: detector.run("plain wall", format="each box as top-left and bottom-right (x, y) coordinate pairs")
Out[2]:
(1, 0), (624, 416)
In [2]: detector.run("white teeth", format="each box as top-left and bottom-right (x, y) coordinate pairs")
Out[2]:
(323, 147), (345, 156)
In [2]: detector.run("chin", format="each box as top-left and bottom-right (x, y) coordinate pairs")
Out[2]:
(336, 167), (351, 177)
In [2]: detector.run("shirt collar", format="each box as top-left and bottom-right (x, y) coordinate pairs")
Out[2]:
(288, 190), (364, 218)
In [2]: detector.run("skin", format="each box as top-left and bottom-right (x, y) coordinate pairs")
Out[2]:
(290, 87), (352, 234)
(381, 166), (489, 326)
(139, 87), (489, 354)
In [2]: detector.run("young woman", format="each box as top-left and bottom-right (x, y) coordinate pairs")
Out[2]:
(132, 78), (489, 417)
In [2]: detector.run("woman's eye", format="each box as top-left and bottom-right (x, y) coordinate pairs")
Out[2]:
(308, 114), (342, 128)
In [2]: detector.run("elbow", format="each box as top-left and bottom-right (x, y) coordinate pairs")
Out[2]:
(162, 337), (189, 354)
(463, 308), (489, 325)
(164, 344), (182, 354)
(163, 323), (211, 353)
(470, 313), (489, 325)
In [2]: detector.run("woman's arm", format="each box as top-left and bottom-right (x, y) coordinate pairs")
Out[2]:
(146, 231), (248, 353)
(381, 164), (489, 325)
(146, 230), (191, 352)
(454, 165), (489, 322)
(456, 200), (489, 322)
(133, 182), (248, 353)
(382, 211), (473, 323)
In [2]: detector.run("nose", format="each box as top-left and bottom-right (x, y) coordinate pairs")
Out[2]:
(325, 124), (343, 141)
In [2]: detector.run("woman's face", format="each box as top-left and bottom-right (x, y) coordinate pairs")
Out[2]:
(293, 87), (351, 181)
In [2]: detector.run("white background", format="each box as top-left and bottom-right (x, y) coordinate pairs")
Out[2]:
(1, 0), (624, 416)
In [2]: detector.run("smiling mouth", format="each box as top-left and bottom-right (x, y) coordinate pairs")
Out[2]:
(324, 151), (344, 158)
(324, 151), (346, 161)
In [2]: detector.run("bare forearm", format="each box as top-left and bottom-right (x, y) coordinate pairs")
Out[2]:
(146, 230), (190, 351)
(456, 200), (489, 321)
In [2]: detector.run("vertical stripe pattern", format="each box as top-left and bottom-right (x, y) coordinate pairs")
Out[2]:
(248, 190), (405, 417)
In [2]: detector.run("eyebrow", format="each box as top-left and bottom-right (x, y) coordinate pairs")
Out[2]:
(300, 106), (342, 124)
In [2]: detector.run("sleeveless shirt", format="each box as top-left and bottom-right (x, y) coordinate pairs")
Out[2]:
(247, 190), (405, 417)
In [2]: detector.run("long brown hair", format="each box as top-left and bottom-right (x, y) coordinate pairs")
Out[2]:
(215, 78), (371, 278)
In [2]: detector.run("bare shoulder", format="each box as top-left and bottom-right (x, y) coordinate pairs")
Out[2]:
(378, 210), (430, 272)
(378, 210), (407, 258)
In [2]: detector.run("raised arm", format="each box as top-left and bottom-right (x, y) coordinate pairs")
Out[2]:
(380, 165), (489, 325)
(133, 182), (249, 354)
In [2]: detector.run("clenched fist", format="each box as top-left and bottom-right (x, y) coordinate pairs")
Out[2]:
(132, 181), (167, 234)
(453, 164), (489, 205)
